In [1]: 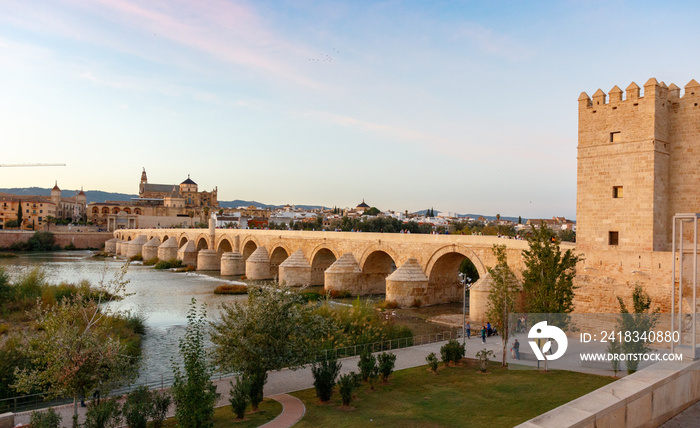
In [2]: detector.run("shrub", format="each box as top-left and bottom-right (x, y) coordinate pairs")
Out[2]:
(337, 372), (360, 406)
(440, 340), (466, 366)
(476, 348), (495, 373)
(0, 253), (18, 258)
(150, 391), (171, 428)
(64, 242), (77, 251)
(300, 291), (323, 302)
(29, 407), (62, 428)
(311, 358), (341, 402)
(26, 232), (59, 251)
(143, 258), (159, 266)
(229, 376), (250, 419)
(123, 386), (152, 428)
(377, 352), (396, 382)
(213, 284), (248, 295)
(329, 289), (352, 299)
(358, 348), (377, 382)
(83, 398), (122, 428)
(426, 352), (439, 373)
(0, 324), (8, 335)
(129, 253), (143, 262)
(154, 259), (182, 269)
(376, 300), (398, 310)
(410, 298), (422, 308)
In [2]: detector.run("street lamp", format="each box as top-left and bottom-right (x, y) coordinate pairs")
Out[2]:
(459, 272), (473, 346)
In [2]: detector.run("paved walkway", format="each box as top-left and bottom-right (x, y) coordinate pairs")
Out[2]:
(14, 336), (504, 427)
(259, 394), (306, 428)
(660, 399), (700, 427)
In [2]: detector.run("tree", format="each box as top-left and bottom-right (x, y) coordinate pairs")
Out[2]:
(496, 214), (501, 221)
(16, 200), (23, 228)
(337, 372), (360, 406)
(210, 286), (330, 398)
(518, 216), (522, 225)
(363, 207), (380, 216)
(486, 245), (520, 366)
(122, 386), (170, 428)
(171, 300), (219, 428)
(521, 223), (582, 328)
(13, 265), (136, 426)
(30, 407), (62, 428)
(228, 376), (250, 419)
(83, 398), (122, 428)
(358, 348), (377, 382)
(617, 285), (660, 374)
(311, 358), (341, 402)
(377, 352), (396, 382)
(425, 352), (439, 373)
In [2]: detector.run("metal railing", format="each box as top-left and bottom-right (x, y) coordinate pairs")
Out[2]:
(0, 331), (453, 414)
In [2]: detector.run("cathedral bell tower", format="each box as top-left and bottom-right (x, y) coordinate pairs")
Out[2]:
(139, 168), (147, 196)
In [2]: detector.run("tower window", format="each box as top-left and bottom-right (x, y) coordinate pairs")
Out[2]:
(610, 132), (621, 142)
(613, 186), (623, 198)
(609, 231), (619, 246)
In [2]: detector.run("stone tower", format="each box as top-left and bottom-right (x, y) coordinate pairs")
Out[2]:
(51, 181), (61, 206)
(139, 168), (148, 196)
(577, 78), (700, 253)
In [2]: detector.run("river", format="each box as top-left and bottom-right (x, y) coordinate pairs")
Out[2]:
(0, 251), (247, 385)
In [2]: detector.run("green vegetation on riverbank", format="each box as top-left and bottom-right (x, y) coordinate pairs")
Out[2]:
(0, 232), (60, 252)
(292, 360), (615, 428)
(0, 267), (144, 401)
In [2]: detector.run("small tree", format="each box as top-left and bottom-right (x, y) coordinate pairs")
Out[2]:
(617, 285), (660, 374)
(377, 352), (396, 382)
(229, 376), (250, 419)
(312, 358), (341, 402)
(607, 336), (622, 377)
(425, 352), (439, 373)
(358, 348), (377, 382)
(150, 391), (171, 428)
(486, 245), (520, 366)
(476, 349), (495, 373)
(16, 200), (23, 228)
(171, 300), (219, 428)
(13, 265), (136, 425)
(30, 407), (62, 428)
(83, 398), (122, 428)
(521, 223), (582, 326)
(122, 386), (152, 428)
(246, 368), (266, 411)
(337, 372), (360, 407)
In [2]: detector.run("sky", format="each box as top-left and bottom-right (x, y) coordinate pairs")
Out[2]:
(2, 1), (700, 219)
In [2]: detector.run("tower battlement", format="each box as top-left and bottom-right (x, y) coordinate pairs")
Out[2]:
(578, 78), (700, 110)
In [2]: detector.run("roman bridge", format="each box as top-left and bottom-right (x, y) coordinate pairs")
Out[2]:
(106, 228), (532, 317)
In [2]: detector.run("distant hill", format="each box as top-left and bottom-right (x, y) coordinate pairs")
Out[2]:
(0, 187), (137, 203)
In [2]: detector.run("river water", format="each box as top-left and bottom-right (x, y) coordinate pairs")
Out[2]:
(0, 251), (247, 385)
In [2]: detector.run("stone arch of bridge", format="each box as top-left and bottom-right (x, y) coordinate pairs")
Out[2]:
(195, 235), (209, 251)
(424, 245), (487, 305)
(178, 234), (189, 248)
(309, 245), (339, 286)
(269, 244), (291, 279)
(162, 234), (170, 243)
(359, 247), (398, 295)
(216, 237), (234, 255)
(241, 237), (258, 262)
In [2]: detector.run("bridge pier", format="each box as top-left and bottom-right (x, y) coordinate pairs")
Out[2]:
(105, 238), (118, 253)
(158, 237), (179, 261)
(197, 249), (220, 271)
(246, 246), (272, 280)
(221, 252), (245, 276)
(324, 253), (361, 295)
(468, 274), (491, 322)
(142, 237), (160, 261)
(126, 235), (147, 259)
(279, 250), (311, 286)
(385, 258), (429, 307)
(117, 239), (128, 256)
(177, 241), (197, 267)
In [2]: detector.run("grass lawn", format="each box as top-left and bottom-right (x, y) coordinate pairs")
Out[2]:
(157, 398), (282, 427)
(292, 360), (616, 428)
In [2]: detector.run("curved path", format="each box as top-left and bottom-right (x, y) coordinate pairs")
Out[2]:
(260, 394), (306, 428)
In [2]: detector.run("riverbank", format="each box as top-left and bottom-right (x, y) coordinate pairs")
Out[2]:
(0, 230), (112, 251)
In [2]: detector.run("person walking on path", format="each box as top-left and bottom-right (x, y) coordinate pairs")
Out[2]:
(487, 322), (493, 337)
(481, 326), (486, 344)
(466, 322), (471, 339)
(512, 339), (520, 360)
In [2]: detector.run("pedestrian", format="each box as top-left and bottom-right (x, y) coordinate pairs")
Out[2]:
(481, 325), (486, 344)
(466, 322), (471, 339)
(512, 339), (520, 360)
(487, 322), (493, 337)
